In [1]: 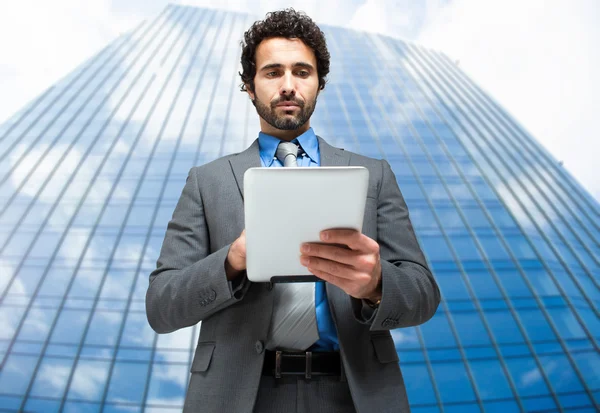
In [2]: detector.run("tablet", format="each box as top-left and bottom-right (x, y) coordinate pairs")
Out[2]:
(244, 166), (369, 283)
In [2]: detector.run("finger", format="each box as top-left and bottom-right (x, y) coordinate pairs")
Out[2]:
(308, 266), (352, 291)
(309, 266), (373, 299)
(300, 243), (359, 266)
(300, 255), (360, 281)
(320, 229), (379, 253)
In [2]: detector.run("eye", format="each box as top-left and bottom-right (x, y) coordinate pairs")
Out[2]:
(266, 71), (278, 77)
(296, 70), (309, 77)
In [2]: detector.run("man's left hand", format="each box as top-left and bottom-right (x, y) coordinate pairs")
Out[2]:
(300, 229), (382, 302)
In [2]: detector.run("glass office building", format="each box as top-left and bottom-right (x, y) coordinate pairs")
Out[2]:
(0, 4), (598, 412)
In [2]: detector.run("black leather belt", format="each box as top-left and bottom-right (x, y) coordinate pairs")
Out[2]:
(262, 350), (342, 379)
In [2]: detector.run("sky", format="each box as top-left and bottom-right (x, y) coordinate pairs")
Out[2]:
(0, 0), (598, 201)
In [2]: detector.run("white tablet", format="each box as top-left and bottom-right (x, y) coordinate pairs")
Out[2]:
(244, 166), (369, 283)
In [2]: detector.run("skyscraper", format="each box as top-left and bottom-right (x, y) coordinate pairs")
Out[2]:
(0, 4), (598, 412)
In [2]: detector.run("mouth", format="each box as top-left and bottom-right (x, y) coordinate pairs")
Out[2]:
(276, 104), (300, 110)
(275, 100), (301, 110)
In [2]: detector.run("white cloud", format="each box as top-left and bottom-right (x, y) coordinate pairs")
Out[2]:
(175, 0), (355, 27)
(19, 307), (53, 336)
(69, 360), (110, 399)
(10, 144), (78, 201)
(520, 365), (542, 387)
(348, 0), (425, 39)
(495, 167), (556, 232)
(8, 142), (124, 214)
(0, 276), (25, 340)
(391, 328), (419, 345)
(521, 360), (557, 388)
(0, 259), (16, 295)
(0, 0), (356, 129)
(417, 0), (600, 201)
(1, 0), (597, 204)
(36, 363), (71, 391)
(0, 0), (139, 125)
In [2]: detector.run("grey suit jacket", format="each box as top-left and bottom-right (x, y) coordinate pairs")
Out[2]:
(146, 136), (440, 413)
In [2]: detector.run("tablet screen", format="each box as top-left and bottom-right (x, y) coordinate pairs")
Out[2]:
(244, 166), (369, 283)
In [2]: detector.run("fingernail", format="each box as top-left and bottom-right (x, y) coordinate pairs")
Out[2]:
(321, 231), (329, 240)
(300, 256), (309, 265)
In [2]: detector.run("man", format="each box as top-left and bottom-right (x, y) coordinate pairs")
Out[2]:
(146, 9), (440, 413)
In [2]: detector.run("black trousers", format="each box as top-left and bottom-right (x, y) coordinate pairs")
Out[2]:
(253, 374), (357, 413)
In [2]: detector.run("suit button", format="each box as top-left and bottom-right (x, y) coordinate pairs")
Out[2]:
(382, 318), (399, 328)
(254, 340), (264, 354)
(208, 289), (216, 300)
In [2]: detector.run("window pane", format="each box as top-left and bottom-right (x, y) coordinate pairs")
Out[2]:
(0, 354), (38, 395)
(147, 363), (187, 407)
(505, 357), (551, 398)
(469, 359), (513, 400)
(435, 272), (470, 301)
(106, 361), (149, 404)
(483, 310), (525, 344)
(516, 307), (557, 342)
(30, 356), (75, 397)
(539, 354), (585, 394)
(66, 360), (110, 401)
(431, 361), (476, 403)
(451, 312), (492, 346)
(546, 307), (587, 340)
(420, 312), (458, 348)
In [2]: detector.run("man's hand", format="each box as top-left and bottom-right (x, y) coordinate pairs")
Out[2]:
(225, 229), (246, 280)
(300, 229), (382, 301)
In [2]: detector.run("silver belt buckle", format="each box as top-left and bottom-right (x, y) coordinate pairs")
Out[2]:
(275, 351), (282, 379)
(305, 351), (312, 380)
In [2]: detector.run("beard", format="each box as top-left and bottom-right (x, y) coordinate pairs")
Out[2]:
(253, 93), (317, 131)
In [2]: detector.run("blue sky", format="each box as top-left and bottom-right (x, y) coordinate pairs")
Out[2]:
(0, 0), (598, 200)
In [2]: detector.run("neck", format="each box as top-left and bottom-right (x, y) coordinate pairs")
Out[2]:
(259, 120), (311, 142)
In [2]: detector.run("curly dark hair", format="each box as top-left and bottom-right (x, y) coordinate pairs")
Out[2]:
(239, 9), (330, 93)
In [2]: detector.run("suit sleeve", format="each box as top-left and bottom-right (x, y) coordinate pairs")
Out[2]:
(351, 159), (440, 330)
(145, 167), (251, 334)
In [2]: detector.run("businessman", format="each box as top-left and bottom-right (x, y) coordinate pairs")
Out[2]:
(146, 9), (440, 413)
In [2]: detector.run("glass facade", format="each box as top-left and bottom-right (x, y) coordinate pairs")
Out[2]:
(0, 5), (598, 412)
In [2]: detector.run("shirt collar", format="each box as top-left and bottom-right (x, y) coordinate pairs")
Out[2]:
(258, 127), (319, 167)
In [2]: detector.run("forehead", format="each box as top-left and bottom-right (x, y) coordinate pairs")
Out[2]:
(255, 37), (317, 67)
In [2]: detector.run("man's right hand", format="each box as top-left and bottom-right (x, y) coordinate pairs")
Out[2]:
(225, 229), (246, 280)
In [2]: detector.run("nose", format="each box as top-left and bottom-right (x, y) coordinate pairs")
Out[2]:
(279, 72), (295, 96)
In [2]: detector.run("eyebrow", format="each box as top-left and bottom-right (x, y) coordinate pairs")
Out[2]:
(259, 62), (315, 71)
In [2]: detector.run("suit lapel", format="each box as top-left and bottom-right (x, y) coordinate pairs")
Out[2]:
(229, 138), (261, 199)
(317, 136), (351, 167)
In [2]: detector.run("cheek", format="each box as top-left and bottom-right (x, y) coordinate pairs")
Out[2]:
(300, 83), (320, 101)
(252, 80), (273, 99)
(256, 88), (279, 104)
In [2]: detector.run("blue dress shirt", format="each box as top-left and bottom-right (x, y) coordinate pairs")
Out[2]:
(257, 128), (340, 351)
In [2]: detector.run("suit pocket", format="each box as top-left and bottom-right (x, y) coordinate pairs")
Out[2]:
(190, 342), (216, 373)
(371, 332), (399, 364)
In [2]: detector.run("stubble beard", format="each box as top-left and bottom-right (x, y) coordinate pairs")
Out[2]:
(253, 94), (317, 131)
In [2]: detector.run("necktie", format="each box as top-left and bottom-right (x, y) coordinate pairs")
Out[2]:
(265, 141), (320, 351)
(275, 141), (300, 167)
